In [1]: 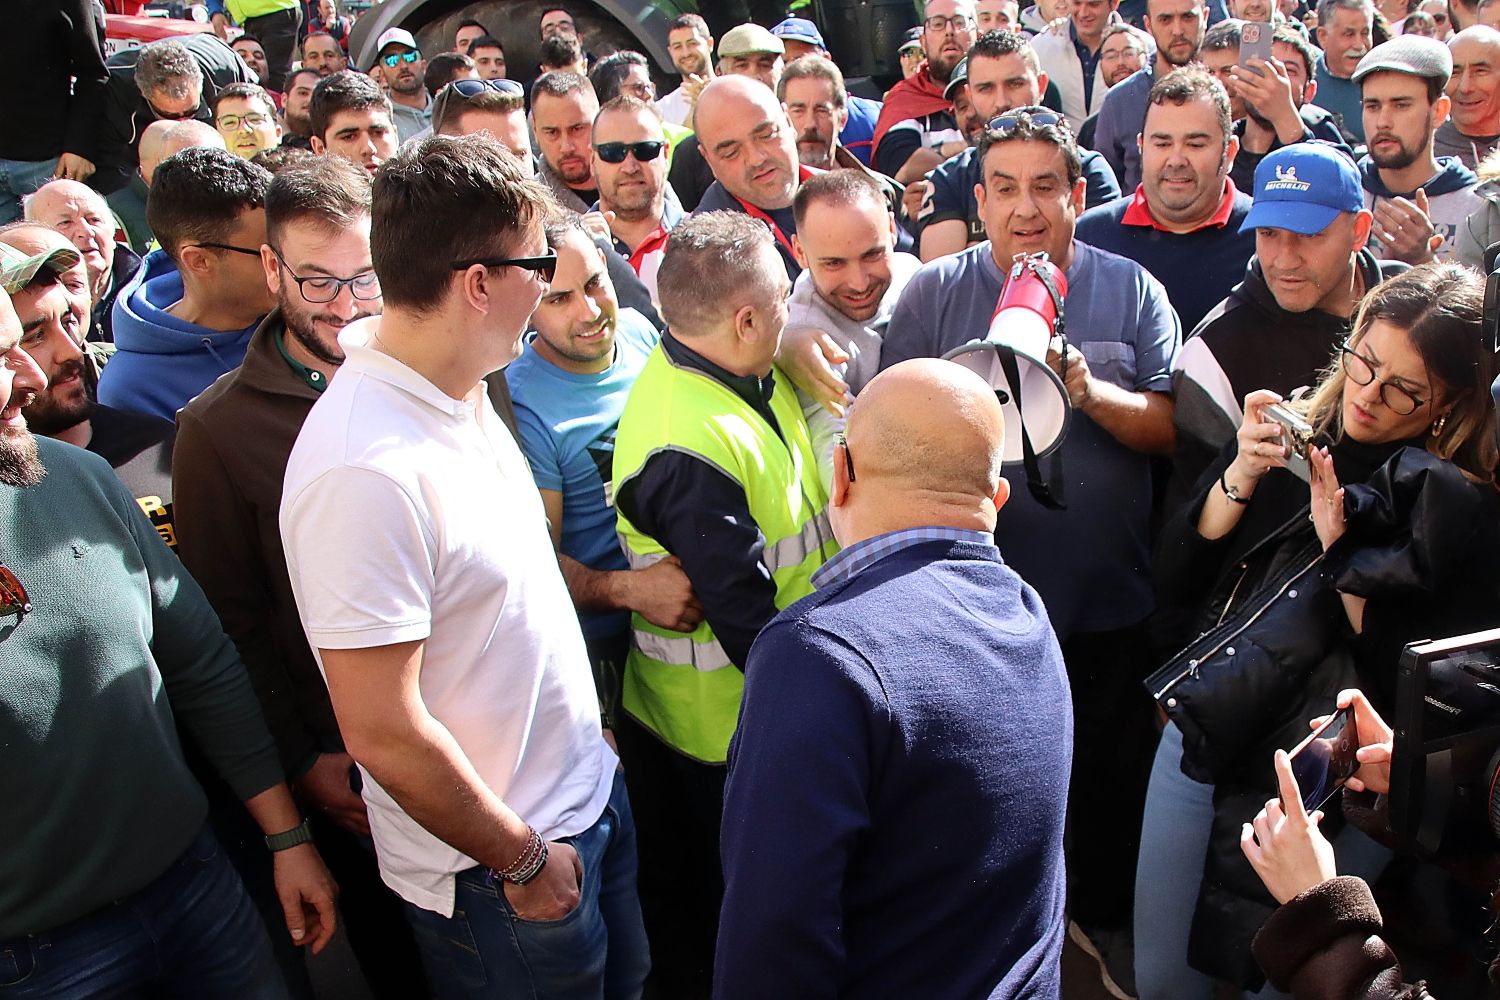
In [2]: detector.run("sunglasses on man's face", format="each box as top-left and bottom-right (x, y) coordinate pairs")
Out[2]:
(382, 49), (421, 67)
(593, 140), (666, 164)
(450, 252), (558, 283)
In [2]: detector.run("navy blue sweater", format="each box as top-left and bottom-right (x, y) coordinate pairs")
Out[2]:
(1075, 190), (1255, 332)
(715, 539), (1072, 999)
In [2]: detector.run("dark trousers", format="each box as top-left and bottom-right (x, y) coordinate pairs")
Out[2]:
(0, 825), (287, 999)
(1061, 620), (1159, 930)
(615, 714), (725, 1000)
(245, 5), (301, 91)
(311, 813), (430, 1000)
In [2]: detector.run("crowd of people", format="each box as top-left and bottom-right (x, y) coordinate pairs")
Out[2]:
(3, 0), (1500, 998)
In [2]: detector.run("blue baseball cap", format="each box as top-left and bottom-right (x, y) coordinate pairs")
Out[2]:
(1238, 141), (1364, 236)
(771, 17), (826, 48)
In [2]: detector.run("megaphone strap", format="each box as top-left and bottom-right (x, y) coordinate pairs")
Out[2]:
(995, 344), (1067, 511)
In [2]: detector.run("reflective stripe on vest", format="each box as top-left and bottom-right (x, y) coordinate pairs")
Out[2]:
(763, 507), (833, 575)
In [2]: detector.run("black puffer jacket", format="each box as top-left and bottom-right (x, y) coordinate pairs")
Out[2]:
(1151, 441), (1500, 989)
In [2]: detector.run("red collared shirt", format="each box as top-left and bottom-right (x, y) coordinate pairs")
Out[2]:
(1120, 177), (1239, 232)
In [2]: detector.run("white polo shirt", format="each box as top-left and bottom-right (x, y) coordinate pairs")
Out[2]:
(280, 318), (615, 917)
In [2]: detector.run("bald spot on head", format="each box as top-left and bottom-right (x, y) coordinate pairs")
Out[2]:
(692, 73), (779, 141)
(847, 359), (1007, 507)
(138, 119), (227, 184)
(25, 178), (109, 222)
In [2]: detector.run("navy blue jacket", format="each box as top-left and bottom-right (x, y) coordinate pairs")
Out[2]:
(716, 538), (1072, 999)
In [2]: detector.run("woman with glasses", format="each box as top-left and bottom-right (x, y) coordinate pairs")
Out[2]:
(1135, 262), (1500, 999)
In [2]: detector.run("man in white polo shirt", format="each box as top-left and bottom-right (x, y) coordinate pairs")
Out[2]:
(279, 133), (647, 1000)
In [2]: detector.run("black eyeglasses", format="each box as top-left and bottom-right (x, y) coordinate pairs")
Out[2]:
(441, 77), (524, 99)
(837, 433), (856, 483)
(593, 140), (666, 164)
(271, 247), (381, 303)
(923, 14), (976, 32)
(987, 108), (1067, 135)
(1339, 342), (1427, 416)
(190, 242), (264, 257)
(450, 252), (558, 282)
(148, 101), (202, 122)
(382, 50), (421, 67)
(0, 563), (30, 621)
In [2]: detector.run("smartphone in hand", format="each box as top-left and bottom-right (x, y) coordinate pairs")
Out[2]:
(1287, 705), (1360, 813)
(1239, 21), (1273, 73)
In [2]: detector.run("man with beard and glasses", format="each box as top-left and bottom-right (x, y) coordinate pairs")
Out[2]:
(172, 156), (431, 999)
(1076, 68), (1254, 331)
(917, 31), (1119, 262)
(657, 14), (716, 127)
(590, 97), (682, 304)
(1095, 0), (1210, 190)
(1164, 140), (1402, 516)
(26, 178), (143, 343)
(1314, 0), (1377, 140)
(0, 232), (176, 547)
(371, 28), (431, 143)
(777, 57), (913, 242)
(873, 0), (977, 182)
(1225, 25), (1356, 191)
(532, 71), (602, 213)
(505, 210), (694, 739)
(0, 279), (340, 1000)
(1353, 34), (1482, 261)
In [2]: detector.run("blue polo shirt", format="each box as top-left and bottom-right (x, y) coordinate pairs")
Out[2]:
(879, 240), (1181, 639)
(505, 307), (660, 640)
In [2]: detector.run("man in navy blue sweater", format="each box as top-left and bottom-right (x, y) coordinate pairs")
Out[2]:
(1076, 66), (1255, 331)
(715, 358), (1073, 999)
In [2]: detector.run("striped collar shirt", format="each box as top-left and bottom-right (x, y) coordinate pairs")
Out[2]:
(812, 526), (994, 590)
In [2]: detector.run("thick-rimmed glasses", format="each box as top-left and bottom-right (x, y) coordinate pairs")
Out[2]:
(837, 434), (856, 483)
(924, 14), (976, 32)
(450, 252), (558, 282)
(1340, 342), (1427, 415)
(190, 242), (263, 258)
(271, 248), (381, 303)
(0, 564), (30, 621)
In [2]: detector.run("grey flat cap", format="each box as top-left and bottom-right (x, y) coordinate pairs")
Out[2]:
(1352, 34), (1453, 85)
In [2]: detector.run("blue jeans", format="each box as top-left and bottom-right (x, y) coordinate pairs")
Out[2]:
(1135, 723), (1392, 1000)
(404, 771), (650, 1000)
(0, 159), (57, 225)
(0, 822), (289, 999)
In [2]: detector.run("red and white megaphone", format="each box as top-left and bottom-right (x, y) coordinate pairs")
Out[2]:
(943, 252), (1072, 508)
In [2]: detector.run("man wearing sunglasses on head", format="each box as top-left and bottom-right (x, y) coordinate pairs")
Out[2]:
(371, 28), (432, 143)
(100, 147), (274, 422)
(173, 156), (434, 998)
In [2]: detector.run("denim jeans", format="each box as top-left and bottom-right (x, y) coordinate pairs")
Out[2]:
(0, 822), (290, 999)
(1135, 723), (1392, 1000)
(404, 770), (650, 1000)
(0, 159), (57, 225)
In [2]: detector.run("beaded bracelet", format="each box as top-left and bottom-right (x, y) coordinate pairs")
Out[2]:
(494, 827), (549, 885)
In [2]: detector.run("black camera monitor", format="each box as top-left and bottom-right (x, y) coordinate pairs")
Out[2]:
(1391, 627), (1500, 858)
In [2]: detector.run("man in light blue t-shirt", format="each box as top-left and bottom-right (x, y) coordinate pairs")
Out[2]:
(505, 212), (703, 718)
(880, 108), (1180, 981)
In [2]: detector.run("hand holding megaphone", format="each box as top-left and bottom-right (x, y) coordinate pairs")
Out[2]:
(1045, 336), (1092, 410)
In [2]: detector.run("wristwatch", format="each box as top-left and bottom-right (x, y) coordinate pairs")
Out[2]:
(265, 818), (315, 852)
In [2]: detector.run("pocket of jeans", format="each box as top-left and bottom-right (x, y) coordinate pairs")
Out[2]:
(0, 942), (35, 987)
(408, 906), (489, 990)
(502, 858), (589, 928)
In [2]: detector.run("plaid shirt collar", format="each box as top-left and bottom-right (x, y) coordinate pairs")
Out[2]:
(812, 526), (994, 590)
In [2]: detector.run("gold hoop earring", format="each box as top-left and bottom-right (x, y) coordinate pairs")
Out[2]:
(1431, 412), (1448, 437)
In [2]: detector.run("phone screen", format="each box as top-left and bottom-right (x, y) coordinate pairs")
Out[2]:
(1287, 705), (1359, 813)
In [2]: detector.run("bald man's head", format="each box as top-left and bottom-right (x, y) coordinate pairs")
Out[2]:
(694, 75), (800, 209)
(139, 119), (226, 185)
(1448, 26), (1500, 134)
(0, 223), (93, 325)
(834, 359), (1009, 543)
(24, 180), (119, 299)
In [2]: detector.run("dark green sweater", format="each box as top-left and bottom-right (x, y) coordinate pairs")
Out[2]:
(0, 437), (283, 937)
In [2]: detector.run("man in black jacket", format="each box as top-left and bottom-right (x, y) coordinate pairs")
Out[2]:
(95, 34), (256, 197)
(0, 0), (109, 223)
(1168, 141), (1405, 515)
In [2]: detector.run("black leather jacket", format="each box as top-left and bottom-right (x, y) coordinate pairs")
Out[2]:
(1150, 441), (1500, 988)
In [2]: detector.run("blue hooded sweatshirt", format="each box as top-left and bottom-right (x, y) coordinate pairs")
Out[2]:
(99, 250), (261, 422)
(1358, 154), (1482, 264)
